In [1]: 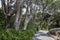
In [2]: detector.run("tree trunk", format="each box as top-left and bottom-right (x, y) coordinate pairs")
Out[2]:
(23, 0), (32, 30)
(5, 16), (10, 28)
(1, 0), (11, 28)
(13, 0), (23, 31)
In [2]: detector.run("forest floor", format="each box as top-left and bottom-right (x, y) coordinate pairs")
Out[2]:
(32, 30), (54, 40)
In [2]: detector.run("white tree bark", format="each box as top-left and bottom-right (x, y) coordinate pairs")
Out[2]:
(13, 0), (24, 31)
(23, 0), (32, 30)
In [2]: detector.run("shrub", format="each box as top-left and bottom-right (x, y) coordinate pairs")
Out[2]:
(0, 28), (36, 40)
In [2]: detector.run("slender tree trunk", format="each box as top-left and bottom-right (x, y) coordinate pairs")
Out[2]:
(1, 0), (11, 28)
(23, 7), (30, 30)
(23, 0), (32, 30)
(5, 16), (11, 28)
(13, 0), (23, 31)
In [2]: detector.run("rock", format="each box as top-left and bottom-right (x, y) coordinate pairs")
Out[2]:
(32, 30), (54, 40)
(47, 28), (60, 40)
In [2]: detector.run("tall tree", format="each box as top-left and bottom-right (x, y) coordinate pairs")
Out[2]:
(1, 0), (23, 31)
(13, 0), (23, 31)
(23, 0), (33, 30)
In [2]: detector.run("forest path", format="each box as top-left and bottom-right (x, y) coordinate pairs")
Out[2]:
(32, 30), (54, 40)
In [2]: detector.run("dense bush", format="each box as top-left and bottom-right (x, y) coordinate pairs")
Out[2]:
(34, 13), (60, 30)
(0, 9), (5, 29)
(0, 28), (36, 40)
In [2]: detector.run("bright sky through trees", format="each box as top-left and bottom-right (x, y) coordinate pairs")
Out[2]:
(0, 0), (1, 8)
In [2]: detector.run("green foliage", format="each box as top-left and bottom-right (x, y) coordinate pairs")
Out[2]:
(0, 28), (36, 40)
(0, 9), (5, 29)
